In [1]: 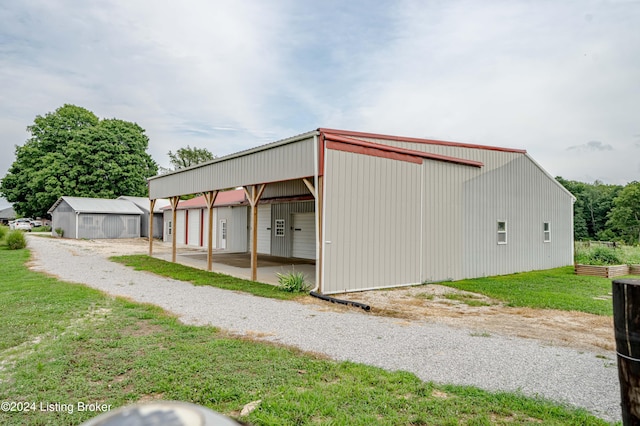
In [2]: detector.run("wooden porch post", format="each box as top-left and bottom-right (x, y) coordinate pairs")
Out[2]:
(169, 196), (180, 263)
(243, 184), (266, 281)
(204, 190), (219, 271)
(148, 198), (157, 256)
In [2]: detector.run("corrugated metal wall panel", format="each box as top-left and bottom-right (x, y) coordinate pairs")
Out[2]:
(270, 201), (315, 258)
(262, 179), (313, 199)
(51, 200), (76, 239)
(140, 212), (150, 237)
(149, 138), (316, 199)
(421, 161), (477, 282)
(152, 213), (164, 239)
(176, 211), (186, 244)
(187, 209), (202, 247)
(323, 150), (421, 294)
(360, 137), (520, 173)
(215, 206), (249, 252)
(257, 204), (271, 254)
(462, 155), (574, 278)
(77, 214), (140, 239)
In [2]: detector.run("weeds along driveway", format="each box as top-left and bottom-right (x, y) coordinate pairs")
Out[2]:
(26, 236), (621, 423)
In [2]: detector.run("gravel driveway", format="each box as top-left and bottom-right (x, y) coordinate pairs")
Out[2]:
(26, 236), (621, 423)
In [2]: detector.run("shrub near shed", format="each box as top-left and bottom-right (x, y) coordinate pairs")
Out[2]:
(6, 230), (27, 250)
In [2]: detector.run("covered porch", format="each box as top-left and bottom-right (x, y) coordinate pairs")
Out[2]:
(153, 250), (316, 286)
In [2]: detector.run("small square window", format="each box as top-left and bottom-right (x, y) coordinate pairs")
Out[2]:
(543, 222), (551, 242)
(497, 221), (507, 245)
(275, 219), (285, 237)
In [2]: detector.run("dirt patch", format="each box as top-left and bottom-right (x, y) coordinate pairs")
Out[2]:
(324, 286), (614, 354)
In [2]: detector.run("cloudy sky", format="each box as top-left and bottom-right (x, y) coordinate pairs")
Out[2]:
(1, 1), (638, 207)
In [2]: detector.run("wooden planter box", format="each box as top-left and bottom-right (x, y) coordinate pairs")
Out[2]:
(630, 265), (640, 275)
(575, 264), (629, 278)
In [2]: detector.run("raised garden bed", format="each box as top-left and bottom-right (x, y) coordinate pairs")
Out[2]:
(575, 264), (629, 278)
(631, 265), (640, 275)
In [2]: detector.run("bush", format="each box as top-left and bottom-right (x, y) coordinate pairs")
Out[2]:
(32, 225), (52, 232)
(276, 270), (310, 293)
(0, 225), (8, 241)
(576, 246), (622, 265)
(6, 230), (27, 250)
(55, 228), (64, 237)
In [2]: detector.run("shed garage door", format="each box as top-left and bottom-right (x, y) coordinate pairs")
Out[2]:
(292, 213), (315, 259)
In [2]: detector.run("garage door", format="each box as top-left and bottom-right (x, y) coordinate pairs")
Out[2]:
(257, 204), (271, 254)
(292, 213), (315, 259)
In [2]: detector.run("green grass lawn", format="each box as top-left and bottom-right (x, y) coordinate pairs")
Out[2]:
(111, 255), (303, 300)
(115, 254), (618, 317)
(441, 266), (614, 316)
(0, 246), (612, 425)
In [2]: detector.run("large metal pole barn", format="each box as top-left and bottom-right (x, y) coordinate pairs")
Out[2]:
(147, 128), (575, 295)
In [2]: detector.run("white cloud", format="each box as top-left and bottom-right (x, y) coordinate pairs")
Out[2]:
(1, 0), (639, 186)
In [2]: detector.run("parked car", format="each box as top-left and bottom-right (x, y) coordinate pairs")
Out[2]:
(11, 218), (33, 232)
(31, 219), (42, 227)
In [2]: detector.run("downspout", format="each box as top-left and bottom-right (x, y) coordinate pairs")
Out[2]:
(75, 211), (79, 239)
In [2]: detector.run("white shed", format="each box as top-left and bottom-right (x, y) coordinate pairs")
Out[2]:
(148, 129), (575, 294)
(117, 196), (170, 238)
(48, 196), (144, 239)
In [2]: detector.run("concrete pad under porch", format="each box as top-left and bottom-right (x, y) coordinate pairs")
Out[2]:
(153, 249), (316, 287)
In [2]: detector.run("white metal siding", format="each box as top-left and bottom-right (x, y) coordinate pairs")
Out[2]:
(187, 209), (202, 247)
(292, 213), (315, 259)
(149, 137), (316, 199)
(176, 210), (186, 244)
(271, 201), (315, 258)
(462, 155), (574, 278)
(51, 200), (76, 239)
(262, 179), (313, 200)
(323, 150), (421, 294)
(420, 160), (480, 282)
(216, 206), (248, 252)
(77, 213), (140, 239)
(257, 204), (271, 254)
(359, 137), (520, 173)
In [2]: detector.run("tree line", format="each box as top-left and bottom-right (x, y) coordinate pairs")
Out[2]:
(0, 104), (214, 219)
(556, 177), (640, 245)
(1, 104), (639, 245)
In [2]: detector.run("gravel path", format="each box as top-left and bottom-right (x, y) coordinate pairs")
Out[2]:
(27, 236), (621, 423)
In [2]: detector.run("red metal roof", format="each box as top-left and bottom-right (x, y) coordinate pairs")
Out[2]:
(323, 133), (484, 167)
(162, 189), (246, 210)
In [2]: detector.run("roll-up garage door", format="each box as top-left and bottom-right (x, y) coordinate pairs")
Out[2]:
(292, 213), (315, 259)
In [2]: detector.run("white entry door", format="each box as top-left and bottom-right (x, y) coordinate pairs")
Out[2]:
(219, 219), (227, 250)
(292, 213), (315, 259)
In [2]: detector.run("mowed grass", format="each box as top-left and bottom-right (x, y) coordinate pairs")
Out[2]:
(110, 255), (302, 300)
(442, 266), (614, 316)
(0, 247), (612, 425)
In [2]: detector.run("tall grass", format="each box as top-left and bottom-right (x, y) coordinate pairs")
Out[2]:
(575, 242), (640, 265)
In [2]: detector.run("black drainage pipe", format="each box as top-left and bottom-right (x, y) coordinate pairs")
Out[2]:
(309, 291), (371, 312)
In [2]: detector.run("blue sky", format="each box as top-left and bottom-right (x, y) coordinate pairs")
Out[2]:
(1, 1), (639, 208)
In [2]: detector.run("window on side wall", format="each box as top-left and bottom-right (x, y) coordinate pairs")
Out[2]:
(497, 221), (507, 245)
(544, 222), (551, 242)
(275, 219), (285, 237)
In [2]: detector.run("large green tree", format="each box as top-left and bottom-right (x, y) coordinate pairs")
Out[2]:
(607, 181), (640, 244)
(166, 145), (215, 170)
(0, 104), (158, 218)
